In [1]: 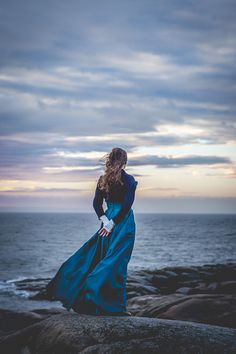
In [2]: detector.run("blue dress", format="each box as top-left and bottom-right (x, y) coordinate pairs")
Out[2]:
(45, 169), (138, 315)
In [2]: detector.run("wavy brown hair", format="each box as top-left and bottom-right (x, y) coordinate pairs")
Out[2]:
(98, 147), (127, 194)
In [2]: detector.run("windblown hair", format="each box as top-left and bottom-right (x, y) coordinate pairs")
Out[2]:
(98, 147), (127, 195)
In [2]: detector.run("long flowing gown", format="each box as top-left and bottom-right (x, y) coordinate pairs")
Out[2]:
(44, 173), (138, 315)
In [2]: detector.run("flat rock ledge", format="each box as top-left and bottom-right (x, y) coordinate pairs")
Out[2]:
(0, 311), (236, 354)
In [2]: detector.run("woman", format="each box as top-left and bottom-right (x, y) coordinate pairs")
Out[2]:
(42, 147), (138, 316)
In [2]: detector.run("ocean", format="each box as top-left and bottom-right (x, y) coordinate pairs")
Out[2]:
(0, 212), (235, 311)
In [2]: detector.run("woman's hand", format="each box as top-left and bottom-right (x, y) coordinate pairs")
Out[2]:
(98, 227), (111, 237)
(98, 218), (115, 237)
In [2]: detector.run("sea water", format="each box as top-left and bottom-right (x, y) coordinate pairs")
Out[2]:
(0, 212), (235, 311)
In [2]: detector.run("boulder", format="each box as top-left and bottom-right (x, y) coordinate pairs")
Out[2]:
(0, 311), (236, 354)
(128, 293), (236, 329)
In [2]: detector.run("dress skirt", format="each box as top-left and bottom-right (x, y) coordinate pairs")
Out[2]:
(45, 201), (136, 315)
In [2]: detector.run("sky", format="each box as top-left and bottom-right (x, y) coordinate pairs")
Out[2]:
(0, 0), (236, 213)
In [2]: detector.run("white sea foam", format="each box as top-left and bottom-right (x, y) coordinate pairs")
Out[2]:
(0, 278), (36, 298)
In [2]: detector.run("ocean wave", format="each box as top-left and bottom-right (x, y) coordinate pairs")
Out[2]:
(0, 276), (50, 298)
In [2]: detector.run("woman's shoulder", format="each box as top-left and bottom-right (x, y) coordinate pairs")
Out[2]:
(98, 174), (103, 182)
(96, 175), (104, 189)
(97, 170), (138, 187)
(122, 169), (138, 186)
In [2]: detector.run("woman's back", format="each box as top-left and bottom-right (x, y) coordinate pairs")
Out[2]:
(93, 168), (138, 225)
(99, 169), (137, 203)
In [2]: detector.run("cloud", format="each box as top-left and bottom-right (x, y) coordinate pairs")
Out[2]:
(0, 0), (235, 210)
(0, 0), (235, 140)
(129, 154), (231, 167)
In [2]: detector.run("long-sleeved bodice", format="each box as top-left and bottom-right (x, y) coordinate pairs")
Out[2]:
(93, 169), (138, 224)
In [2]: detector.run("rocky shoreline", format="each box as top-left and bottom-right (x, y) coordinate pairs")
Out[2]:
(0, 262), (235, 353)
(126, 262), (236, 328)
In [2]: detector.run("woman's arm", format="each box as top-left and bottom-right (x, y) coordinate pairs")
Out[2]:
(93, 177), (105, 220)
(112, 176), (138, 225)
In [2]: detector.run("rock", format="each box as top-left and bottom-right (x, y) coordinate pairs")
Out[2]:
(0, 309), (44, 332)
(188, 282), (208, 294)
(187, 280), (236, 295)
(198, 271), (213, 279)
(32, 308), (66, 316)
(127, 293), (236, 329)
(159, 294), (236, 329)
(0, 312), (235, 354)
(167, 266), (200, 274)
(152, 274), (179, 292)
(175, 287), (192, 295)
(218, 281), (236, 294)
(162, 270), (178, 277)
(0, 308), (67, 337)
(179, 272), (200, 281)
(126, 281), (158, 297)
(126, 272), (160, 296)
(28, 263), (236, 302)
(207, 282), (219, 291)
(128, 294), (190, 317)
(152, 274), (170, 286)
(27, 262), (236, 330)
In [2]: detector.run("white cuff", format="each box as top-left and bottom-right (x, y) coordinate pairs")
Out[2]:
(103, 219), (115, 232)
(110, 219), (115, 226)
(99, 214), (109, 225)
